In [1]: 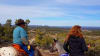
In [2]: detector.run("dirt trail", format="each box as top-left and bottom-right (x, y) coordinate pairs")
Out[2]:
(40, 49), (59, 56)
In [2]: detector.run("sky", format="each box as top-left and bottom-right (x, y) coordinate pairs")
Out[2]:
(0, 0), (100, 26)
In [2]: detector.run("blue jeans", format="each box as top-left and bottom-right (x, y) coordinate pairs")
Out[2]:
(20, 44), (34, 56)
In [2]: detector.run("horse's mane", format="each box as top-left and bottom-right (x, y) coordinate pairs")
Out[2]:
(54, 41), (66, 55)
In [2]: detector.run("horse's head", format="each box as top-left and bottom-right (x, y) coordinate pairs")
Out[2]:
(50, 39), (66, 55)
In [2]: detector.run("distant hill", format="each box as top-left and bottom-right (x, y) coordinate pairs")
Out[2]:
(58, 26), (100, 30)
(29, 25), (100, 30)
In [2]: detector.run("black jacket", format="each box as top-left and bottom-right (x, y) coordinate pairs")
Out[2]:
(63, 35), (88, 56)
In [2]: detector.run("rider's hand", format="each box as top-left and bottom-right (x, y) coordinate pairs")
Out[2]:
(27, 45), (31, 50)
(87, 44), (91, 48)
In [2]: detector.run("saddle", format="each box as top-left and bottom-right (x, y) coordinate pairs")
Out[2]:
(60, 53), (69, 56)
(12, 44), (28, 56)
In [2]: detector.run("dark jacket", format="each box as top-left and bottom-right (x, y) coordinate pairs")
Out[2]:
(63, 35), (88, 56)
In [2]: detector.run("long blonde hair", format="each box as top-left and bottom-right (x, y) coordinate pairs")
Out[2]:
(65, 25), (83, 41)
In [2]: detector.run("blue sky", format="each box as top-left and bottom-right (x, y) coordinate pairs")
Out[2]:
(0, 0), (100, 26)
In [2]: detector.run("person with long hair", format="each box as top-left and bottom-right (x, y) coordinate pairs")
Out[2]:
(63, 25), (88, 56)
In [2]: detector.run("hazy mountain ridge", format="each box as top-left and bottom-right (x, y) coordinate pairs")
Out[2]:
(29, 25), (100, 30)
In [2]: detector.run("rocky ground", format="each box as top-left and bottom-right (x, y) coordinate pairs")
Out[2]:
(40, 49), (59, 56)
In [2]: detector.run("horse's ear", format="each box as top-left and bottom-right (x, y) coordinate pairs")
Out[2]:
(53, 39), (58, 43)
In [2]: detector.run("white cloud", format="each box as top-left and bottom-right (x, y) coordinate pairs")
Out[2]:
(30, 19), (100, 26)
(0, 4), (67, 24)
(56, 0), (100, 6)
(0, 5), (65, 18)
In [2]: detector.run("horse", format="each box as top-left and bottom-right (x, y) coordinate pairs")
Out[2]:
(0, 38), (42, 56)
(50, 39), (68, 56)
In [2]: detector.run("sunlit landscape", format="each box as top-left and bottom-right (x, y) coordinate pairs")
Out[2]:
(0, 0), (100, 56)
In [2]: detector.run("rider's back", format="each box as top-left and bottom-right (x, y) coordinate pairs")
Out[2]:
(13, 26), (27, 45)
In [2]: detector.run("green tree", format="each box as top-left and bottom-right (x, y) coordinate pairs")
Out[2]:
(25, 19), (30, 24)
(35, 29), (53, 48)
(25, 19), (30, 31)
(15, 19), (18, 25)
(41, 36), (53, 49)
(6, 19), (12, 26)
(35, 29), (44, 46)
(3, 19), (13, 40)
(0, 23), (4, 37)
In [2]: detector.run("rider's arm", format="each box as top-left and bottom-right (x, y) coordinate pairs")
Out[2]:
(21, 37), (29, 45)
(21, 37), (31, 50)
(81, 38), (88, 51)
(20, 28), (29, 45)
(63, 40), (70, 53)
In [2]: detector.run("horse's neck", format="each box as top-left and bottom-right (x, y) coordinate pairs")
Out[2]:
(55, 42), (66, 54)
